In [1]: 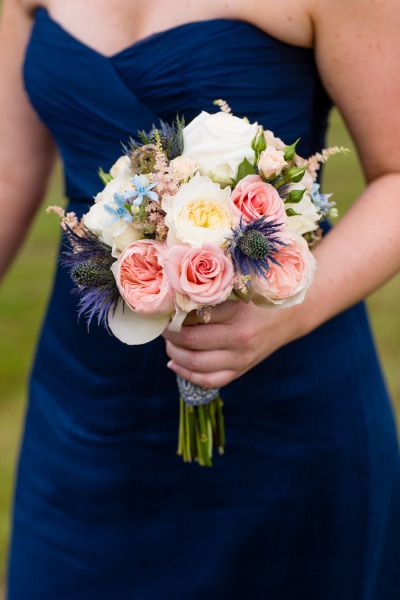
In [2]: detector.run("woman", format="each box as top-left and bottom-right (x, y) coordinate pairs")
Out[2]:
(2, 0), (400, 598)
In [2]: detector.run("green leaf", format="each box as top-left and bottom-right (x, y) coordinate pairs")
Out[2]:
(235, 157), (257, 183)
(285, 188), (306, 204)
(283, 138), (300, 162)
(286, 208), (301, 217)
(285, 166), (306, 183)
(98, 168), (113, 185)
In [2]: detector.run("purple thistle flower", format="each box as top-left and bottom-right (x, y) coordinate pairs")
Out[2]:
(229, 218), (286, 278)
(61, 225), (120, 332)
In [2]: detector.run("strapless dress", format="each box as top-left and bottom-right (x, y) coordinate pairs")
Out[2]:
(7, 8), (400, 599)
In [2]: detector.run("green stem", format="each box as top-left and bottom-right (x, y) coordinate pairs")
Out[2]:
(197, 405), (212, 467)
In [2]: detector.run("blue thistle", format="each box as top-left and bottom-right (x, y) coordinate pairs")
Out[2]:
(61, 226), (119, 331)
(229, 218), (286, 278)
(123, 115), (185, 160)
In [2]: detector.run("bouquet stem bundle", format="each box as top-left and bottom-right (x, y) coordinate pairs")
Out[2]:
(177, 396), (225, 467)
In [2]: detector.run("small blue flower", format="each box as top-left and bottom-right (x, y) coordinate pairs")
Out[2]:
(131, 175), (158, 207)
(311, 183), (336, 215)
(104, 193), (134, 223)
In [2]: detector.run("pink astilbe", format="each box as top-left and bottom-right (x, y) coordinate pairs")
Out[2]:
(47, 206), (86, 237)
(305, 146), (349, 178)
(213, 98), (233, 114)
(149, 143), (177, 197)
(146, 203), (168, 241)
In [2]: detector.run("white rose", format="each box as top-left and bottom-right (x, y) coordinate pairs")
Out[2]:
(170, 155), (200, 183)
(182, 111), (258, 185)
(163, 174), (235, 247)
(258, 146), (287, 178)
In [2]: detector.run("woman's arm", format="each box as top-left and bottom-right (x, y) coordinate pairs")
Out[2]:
(0, 0), (56, 280)
(164, 0), (400, 388)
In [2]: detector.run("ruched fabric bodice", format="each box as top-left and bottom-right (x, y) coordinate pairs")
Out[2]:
(7, 9), (400, 600)
(24, 8), (331, 201)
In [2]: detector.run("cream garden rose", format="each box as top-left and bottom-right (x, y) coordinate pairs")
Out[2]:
(182, 111), (258, 185)
(163, 174), (236, 248)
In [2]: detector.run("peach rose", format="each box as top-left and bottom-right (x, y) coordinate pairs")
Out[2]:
(231, 175), (287, 225)
(111, 240), (174, 315)
(252, 231), (316, 307)
(166, 244), (234, 306)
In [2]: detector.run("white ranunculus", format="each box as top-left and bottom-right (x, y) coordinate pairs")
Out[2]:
(104, 222), (143, 258)
(83, 156), (142, 256)
(182, 111), (258, 185)
(258, 146), (287, 178)
(83, 202), (142, 257)
(163, 173), (235, 248)
(109, 155), (131, 178)
(286, 189), (321, 236)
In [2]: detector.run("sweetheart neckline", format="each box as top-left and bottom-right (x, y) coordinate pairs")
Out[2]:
(35, 7), (312, 61)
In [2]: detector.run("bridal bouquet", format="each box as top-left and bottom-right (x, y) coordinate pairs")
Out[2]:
(49, 100), (344, 467)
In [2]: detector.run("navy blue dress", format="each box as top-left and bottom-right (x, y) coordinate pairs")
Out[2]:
(7, 9), (400, 599)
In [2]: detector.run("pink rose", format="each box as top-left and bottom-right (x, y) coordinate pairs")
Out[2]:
(111, 240), (174, 315)
(252, 231), (316, 307)
(166, 244), (234, 306)
(231, 174), (287, 225)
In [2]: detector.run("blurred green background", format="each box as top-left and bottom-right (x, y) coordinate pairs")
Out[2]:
(0, 109), (399, 587)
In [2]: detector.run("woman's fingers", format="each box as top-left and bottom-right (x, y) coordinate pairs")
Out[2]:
(163, 323), (230, 350)
(165, 340), (240, 373)
(167, 361), (237, 389)
(182, 301), (240, 327)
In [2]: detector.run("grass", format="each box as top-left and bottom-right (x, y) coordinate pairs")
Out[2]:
(0, 110), (399, 585)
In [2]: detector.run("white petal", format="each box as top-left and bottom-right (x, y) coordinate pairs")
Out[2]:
(108, 300), (170, 345)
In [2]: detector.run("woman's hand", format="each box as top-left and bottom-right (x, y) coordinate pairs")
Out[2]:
(163, 300), (304, 388)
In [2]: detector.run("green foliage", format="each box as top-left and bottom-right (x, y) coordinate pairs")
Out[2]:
(98, 167), (113, 185)
(235, 157), (257, 184)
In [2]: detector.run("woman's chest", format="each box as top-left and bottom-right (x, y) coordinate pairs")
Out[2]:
(23, 0), (314, 56)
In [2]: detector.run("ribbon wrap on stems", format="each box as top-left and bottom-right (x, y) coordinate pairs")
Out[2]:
(176, 376), (225, 467)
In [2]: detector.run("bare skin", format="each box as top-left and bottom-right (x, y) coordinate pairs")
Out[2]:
(1, 1), (400, 388)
